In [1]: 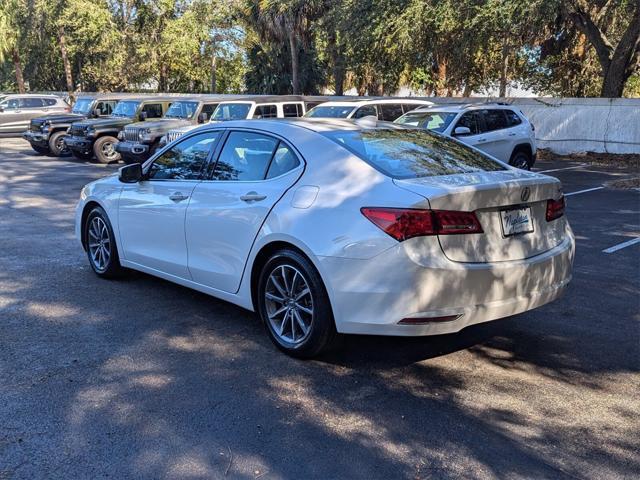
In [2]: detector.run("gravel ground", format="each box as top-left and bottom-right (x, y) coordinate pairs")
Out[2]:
(1, 138), (639, 479)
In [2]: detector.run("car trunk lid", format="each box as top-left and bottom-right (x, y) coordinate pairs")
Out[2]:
(394, 170), (566, 263)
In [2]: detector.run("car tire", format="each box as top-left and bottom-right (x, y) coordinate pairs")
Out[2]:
(48, 131), (70, 157)
(84, 206), (126, 279)
(257, 249), (337, 358)
(93, 136), (121, 164)
(509, 150), (532, 170)
(31, 145), (48, 155)
(72, 150), (93, 161)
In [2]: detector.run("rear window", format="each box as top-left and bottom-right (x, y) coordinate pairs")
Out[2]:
(322, 129), (506, 179)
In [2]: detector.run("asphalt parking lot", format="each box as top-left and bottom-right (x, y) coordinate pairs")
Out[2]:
(1, 138), (638, 480)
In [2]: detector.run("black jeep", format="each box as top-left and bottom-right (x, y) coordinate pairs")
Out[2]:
(64, 97), (174, 163)
(22, 95), (121, 157)
(115, 97), (222, 164)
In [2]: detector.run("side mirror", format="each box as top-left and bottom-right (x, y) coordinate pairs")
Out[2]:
(197, 112), (208, 124)
(139, 111), (148, 121)
(92, 108), (101, 118)
(453, 126), (471, 136)
(0, 106), (4, 113)
(119, 163), (143, 183)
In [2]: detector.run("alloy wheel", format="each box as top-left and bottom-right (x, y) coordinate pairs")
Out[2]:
(101, 141), (117, 160)
(88, 216), (111, 272)
(265, 265), (313, 345)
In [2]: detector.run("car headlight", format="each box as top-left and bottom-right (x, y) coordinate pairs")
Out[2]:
(86, 127), (96, 138)
(139, 128), (151, 142)
(41, 124), (50, 132)
(117, 131), (125, 140)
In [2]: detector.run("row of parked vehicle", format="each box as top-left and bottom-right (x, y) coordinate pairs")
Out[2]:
(5, 91), (537, 169)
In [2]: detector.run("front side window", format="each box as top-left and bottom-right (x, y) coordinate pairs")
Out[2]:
(402, 103), (421, 114)
(97, 101), (117, 116)
(142, 103), (164, 119)
(282, 103), (303, 117)
(147, 131), (220, 180)
(378, 104), (404, 121)
(353, 105), (377, 119)
(482, 109), (508, 131)
(455, 112), (482, 135)
(322, 129), (506, 179)
(164, 101), (199, 119)
(304, 105), (356, 118)
(212, 131), (278, 181)
(73, 98), (94, 115)
(253, 104), (278, 118)
(395, 111), (457, 133)
(112, 101), (140, 117)
(211, 103), (252, 121)
(201, 103), (218, 119)
(266, 144), (300, 179)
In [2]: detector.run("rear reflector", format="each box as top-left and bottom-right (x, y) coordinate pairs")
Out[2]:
(361, 207), (483, 241)
(398, 315), (462, 325)
(546, 196), (565, 221)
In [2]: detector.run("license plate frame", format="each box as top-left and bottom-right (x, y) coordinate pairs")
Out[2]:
(500, 206), (534, 237)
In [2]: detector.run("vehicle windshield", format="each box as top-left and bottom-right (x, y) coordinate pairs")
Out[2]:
(211, 103), (252, 121)
(164, 101), (199, 119)
(395, 111), (458, 133)
(72, 98), (94, 115)
(304, 105), (356, 118)
(112, 100), (140, 117)
(322, 128), (506, 179)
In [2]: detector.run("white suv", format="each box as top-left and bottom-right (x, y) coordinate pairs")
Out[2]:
(304, 99), (432, 121)
(395, 103), (536, 169)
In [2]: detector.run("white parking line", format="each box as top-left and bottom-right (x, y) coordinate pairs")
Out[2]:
(603, 237), (640, 254)
(565, 186), (604, 196)
(537, 164), (586, 173)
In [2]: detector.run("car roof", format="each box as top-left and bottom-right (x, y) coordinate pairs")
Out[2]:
(409, 102), (518, 114)
(194, 117), (413, 134)
(2, 93), (62, 99)
(313, 99), (432, 108)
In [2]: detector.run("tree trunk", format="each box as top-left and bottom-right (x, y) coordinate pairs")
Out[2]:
(434, 56), (447, 96)
(601, 65), (629, 97)
(58, 25), (74, 97)
(12, 47), (25, 93)
(158, 62), (168, 92)
(210, 49), (217, 94)
(288, 32), (300, 94)
(499, 41), (509, 97)
(327, 30), (345, 95)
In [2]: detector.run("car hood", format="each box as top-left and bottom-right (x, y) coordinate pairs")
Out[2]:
(73, 116), (134, 129)
(125, 118), (192, 131)
(33, 113), (86, 124)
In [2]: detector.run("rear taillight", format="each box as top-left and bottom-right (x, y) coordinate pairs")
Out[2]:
(546, 196), (565, 221)
(361, 207), (483, 242)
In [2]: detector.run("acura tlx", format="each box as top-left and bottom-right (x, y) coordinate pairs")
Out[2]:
(76, 118), (574, 357)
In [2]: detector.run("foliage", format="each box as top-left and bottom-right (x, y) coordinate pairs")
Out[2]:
(0, 0), (637, 97)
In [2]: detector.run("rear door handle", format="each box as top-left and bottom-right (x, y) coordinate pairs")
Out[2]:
(508, 133), (517, 137)
(240, 191), (267, 202)
(477, 138), (487, 143)
(169, 192), (189, 202)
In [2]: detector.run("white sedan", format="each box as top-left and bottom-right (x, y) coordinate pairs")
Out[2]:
(76, 119), (574, 357)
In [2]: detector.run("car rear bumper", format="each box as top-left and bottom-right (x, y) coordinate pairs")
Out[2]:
(114, 141), (151, 162)
(64, 135), (93, 153)
(23, 130), (49, 147)
(320, 224), (575, 336)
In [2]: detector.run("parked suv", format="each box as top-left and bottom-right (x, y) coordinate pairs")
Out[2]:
(23, 94), (123, 156)
(0, 94), (69, 134)
(304, 98), (432, 121)
(65, 97), (173, 163)
(395, 103), (537, 169)
(115, 97), (221, 164)
(161, 96), (321, 145)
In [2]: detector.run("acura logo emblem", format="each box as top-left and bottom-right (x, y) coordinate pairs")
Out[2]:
(521, 187), (531, 202)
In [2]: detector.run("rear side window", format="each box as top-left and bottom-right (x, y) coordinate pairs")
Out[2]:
(142, 103), (163, 118)
(378, 104), (404, 121)
(213, 131), (278, 181)
(482, 109), (508, 131)
(43, 98), (58, 106)
(266, 143), (300, 179)
(353, 105), (377, 119)
(455, 112), (482, 135)
(322, 129), (506, 179)
(24, 98), (44, 108)
(505, 110), (522, 127)
(253, 104), (277, 118)
(402, 103), (421, 113)
(282, 103), (303, 117)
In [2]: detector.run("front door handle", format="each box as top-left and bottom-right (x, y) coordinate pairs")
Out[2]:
(240, 191), (267, 202)
(477, 138), (487, 143)
(169, 192), (189, 202)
